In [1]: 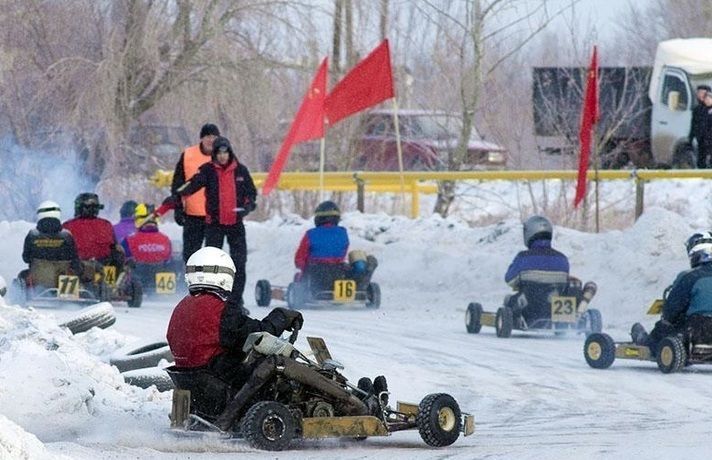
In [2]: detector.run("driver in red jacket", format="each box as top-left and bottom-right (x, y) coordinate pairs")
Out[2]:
(62, 193), (123, 266)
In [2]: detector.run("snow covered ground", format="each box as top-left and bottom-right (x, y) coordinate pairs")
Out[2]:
(1, 180), (712, 459)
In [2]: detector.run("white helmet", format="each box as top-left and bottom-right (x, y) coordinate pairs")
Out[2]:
(687, 231), (712, 268)
(37, 200), (61, 221)
(185, 247), (235, 294)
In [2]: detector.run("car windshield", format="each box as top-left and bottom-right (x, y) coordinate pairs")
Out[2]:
(407, 114), (482, 141)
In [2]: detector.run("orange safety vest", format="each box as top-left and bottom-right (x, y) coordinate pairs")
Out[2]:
(182, 144), (211, 217)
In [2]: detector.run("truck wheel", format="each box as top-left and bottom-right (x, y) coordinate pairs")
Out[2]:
(416, 393), (461, 447)
(286, 282), (305, 310)
(672, 144), (695, 169)
(465, 303), (483, 334)
(657, 336), (686, 374)
(365, 282), (381, 309)
(127, 278), (143, 308)
(255, 279), (272, 307)
(241, 401), (296, 451)
(495, 307), (513, 338)
(583, 333), (616, 369)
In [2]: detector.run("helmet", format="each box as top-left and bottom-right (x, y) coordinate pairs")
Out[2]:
(348, 250), (368, 276)
(74, 192), (104, 218)
(523, 215), (553, 248)
(36, 200), (61, 221)
(185, 247), (235, 294)
(687, 231), (712, 268)
(119, 200), (138, 219)
(314, 200), (341, 226)
(134, 203), (156, 228)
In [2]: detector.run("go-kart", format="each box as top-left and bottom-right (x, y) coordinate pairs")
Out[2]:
(130, 259), (184, 297)
(465, 274), (600, 338)
(583, 299), (712, 373)
(11, 259), (142, 308)
(167, 329), (474, 451)
(255, 265), (381, 310)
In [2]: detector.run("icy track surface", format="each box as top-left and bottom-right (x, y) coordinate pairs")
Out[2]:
(1, 205), (711, 459)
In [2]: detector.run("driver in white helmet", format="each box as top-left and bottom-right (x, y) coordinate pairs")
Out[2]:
(166, 247), (303, 387)
(631, 231), (712, 355)
(20, 201), (82, 287)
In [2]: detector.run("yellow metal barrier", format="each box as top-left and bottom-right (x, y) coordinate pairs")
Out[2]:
(150, 169), (712, 218)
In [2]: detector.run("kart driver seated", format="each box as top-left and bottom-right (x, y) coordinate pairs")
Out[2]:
(630, 231), (712, 356)
(62, 192), (125, 281)
(294, 201), (378, 293)
(121, 203), (174, 288)
(504, 215), (579, 326)
(20, 201), (82, 289)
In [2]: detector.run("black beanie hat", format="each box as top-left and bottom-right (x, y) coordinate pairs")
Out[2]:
(199, 123), (220, 138)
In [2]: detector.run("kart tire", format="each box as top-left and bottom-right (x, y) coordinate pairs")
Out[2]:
(127, 278), (143, 308)
(495, 306), (513, 338)
(110, 341), (174, 372)
(9, 278), (27, 307)
(255, 279), (272, 307)
(416, 393), (461, 447)
(657, 336), (686, 374)
(465, 302), (483, 334)
(121, 367), (175, 392)
(58, 302), (117, 335)
(366, 282), (381, 309)
(241, 401), (296, 451)
(583, 333), (616, 369)
(286, 282), (305, 310)
(582, 308), (602, 334)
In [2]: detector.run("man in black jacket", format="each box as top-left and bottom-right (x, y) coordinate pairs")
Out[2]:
(690, 85), (711, 168)
(173, 136), (257, 305)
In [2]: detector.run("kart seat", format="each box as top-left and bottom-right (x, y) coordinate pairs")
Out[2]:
(305, 263), (349, 295)
(166, 366), (232, 419)
(513, 270), (570, 323)
(29, 259), (72, 288)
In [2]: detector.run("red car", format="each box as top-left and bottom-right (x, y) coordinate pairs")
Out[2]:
(353, 109), (506, 171)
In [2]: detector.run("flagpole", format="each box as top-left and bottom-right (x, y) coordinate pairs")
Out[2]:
(391, 98), (406, 214)
(318, 137), (326, 201)
(594, 141), (600, 233)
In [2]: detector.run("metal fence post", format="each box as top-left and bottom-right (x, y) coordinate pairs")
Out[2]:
(635, 177), (645, 221)
(354, 174), (365, 213)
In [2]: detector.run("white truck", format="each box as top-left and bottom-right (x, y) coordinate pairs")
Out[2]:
(650, 38), (712, 167)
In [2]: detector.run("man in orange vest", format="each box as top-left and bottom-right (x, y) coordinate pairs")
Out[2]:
(171, 123), (220, 262)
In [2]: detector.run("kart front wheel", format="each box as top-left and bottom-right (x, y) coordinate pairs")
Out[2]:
(465, 302), (483, 334)
(584, 333), (616, 369)
(416, 393), (461, 447)
(255, 279), (272, 307)
(657, 336), (686, 374)
(241, 401), (296, 451)
(495, 307), (513, 338)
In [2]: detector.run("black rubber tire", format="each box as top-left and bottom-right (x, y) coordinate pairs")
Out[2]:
(241, 401), (296, 451)
(286, 282), (305, 310)
(465, 302), (483, 334)
(657, 336), (686, 374)
(495, 306), (513, 338)
(9, 278), (27, 307)
(583, 333), (616, 369)
(366, 282), (381, 309)
(110, 341), (174, 372)
(58, 302), (117, 334)
(672, 144), (695, 169)
(416, 393), (461, 447)
(583, 309), (603, 334)
(121, 367), (175, 392)
(127, 278), (143, 308)
(255, 279), (272, 307)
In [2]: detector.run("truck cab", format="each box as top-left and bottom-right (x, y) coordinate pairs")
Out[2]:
(650, 39), (712, 167)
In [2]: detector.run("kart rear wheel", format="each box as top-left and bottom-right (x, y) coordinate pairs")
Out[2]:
(465, 302), (483, 334)
(286, 282), (305, 310)
(366, 282), (381, 309)
(584, 333), (616, 369)
(255, 279), (272, 307)
(495, 307), (513, 338)
(580, 308), (602, 334)
(9, 278), (27, 307)
(127, 278), (143, 308)
(241, 401), (296, 451)
(657, 336), (686, 374)
(416, 393), (461, 447)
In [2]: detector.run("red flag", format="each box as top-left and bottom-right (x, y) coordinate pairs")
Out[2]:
(324, 40), (395, 126)
(574, 46), (599, 208)
(262, 58), (328, 195)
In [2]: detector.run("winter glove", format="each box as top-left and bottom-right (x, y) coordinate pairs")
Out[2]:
(236, 201), (256, 218)
(265, 307), (303, 334)
(174, 205), (186, 226)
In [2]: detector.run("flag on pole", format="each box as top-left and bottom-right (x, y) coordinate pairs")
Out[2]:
(324, 39), (395, 126)
(262, 58), (328, 195)
(574, 46), (599, 208)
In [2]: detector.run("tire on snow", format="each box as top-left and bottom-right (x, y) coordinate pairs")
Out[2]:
(580, 308), (602, 334)
(365, 282), (381, 309)
(127, 278), (143, 308)
(241, 401), (296, 451)
(656, 335), (686, 374)
(583, 333), (616, 369)
(58, 302), (117, 335)
(121, 367), (175, 392)
(465, 302), (483, 334)
(416, 393), (461, 447)
(255, 279), (272, 307)
(286, 282), (305, 310)
(110, 341), (174, 372)
(495, 306), (513, 338)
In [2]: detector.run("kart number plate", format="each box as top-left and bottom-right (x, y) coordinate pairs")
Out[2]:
(550, 296), (577, 323)
(155, 272), (176, 294)
(57, 275), (80, 298)
(103, 265), (117, 287)
(333, 280), (356, 302)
